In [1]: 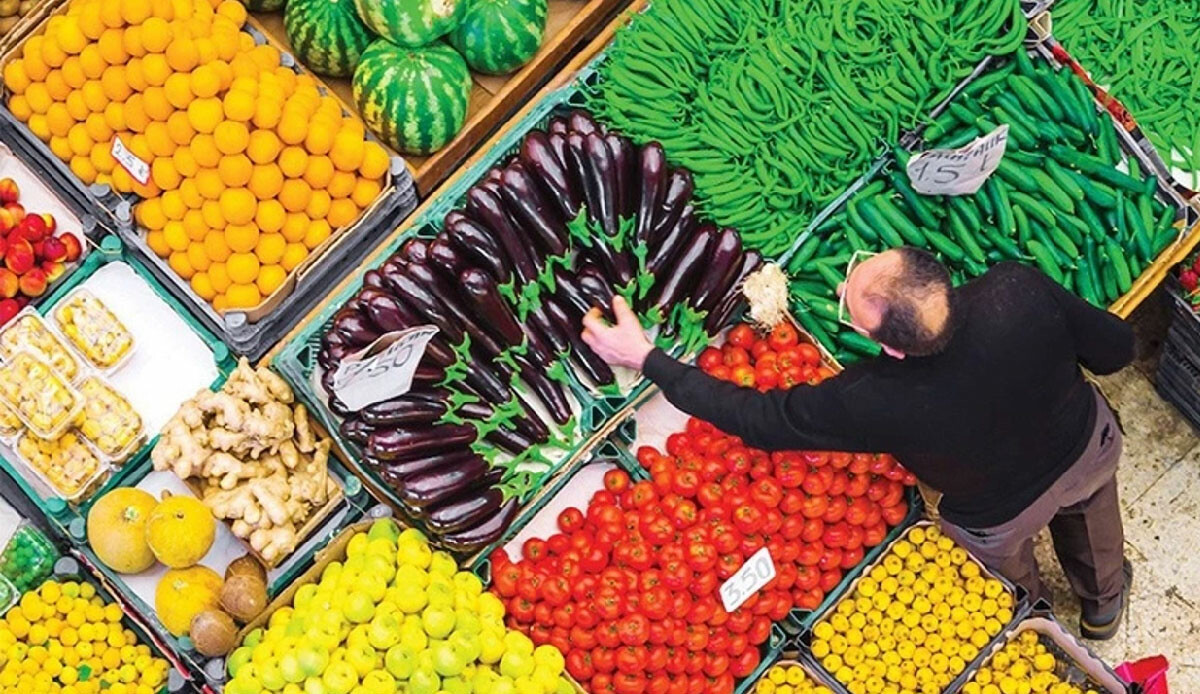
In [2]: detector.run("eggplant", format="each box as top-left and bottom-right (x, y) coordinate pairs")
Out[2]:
(547, 133), (577, 197)
(548, 116), (569, 135)
(445, 211), (512, 284)
(327, 394), (354, 417)
(359, 290), (456, 368)
(690, 228), (743, 312)
(426, 485), (505, 533)
(332, 308), (380, 347)
(649, 226), (715, 314)
(383, 267), (467, 346)
(398, 453), (490, 507)
(465, 186), (539, 285)
(551, 266), (591, 317)
(582, 132), (618, 237)
(527, 304), (570, 356)
(604, 133), (636, 219)
(636, 142), (668, 244)
(568, 110), (600, 135)
(650, 169), (694, 244)
(462, 361), (514, 406)
(407, 262), (507, 358)
(461, 268), (525, 346)
(516, 355), (572, 425)
(399, 238), (429, 265)
(439, 497), (518, 552)
(541, 296), (615, 385)
(577, 265), (616, 317)
(520, 131), (580, 219)
(485, 425), (535, 456)
(370, 447), (473, 482)
(361, 398), (447, 427)
(428, 236), (467, 282)
(500, 162), (567, 255)
(339, 417), (374, 445)
(366, 424), (477, 461)
(705, 250), (764, 333)
(648, 210), (701, 276)
(362, 270), (387, 290)
(412, 362), (446, 385)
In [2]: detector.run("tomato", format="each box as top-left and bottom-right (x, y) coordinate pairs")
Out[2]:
(820, 569), (843, 592)
(523, 537), (548, 563)
(823, 495), (847, 524)
(730, 364), (755, 387)
(818, 546), (844, 572)
(697, 347), (723, 371)
(670, 500), (698, 529)
(795, 587), (824, 610)
(647, 674), (671, 694)
(638, 445), (665, 467)
(603, 467), (632, 494)
(517, 569), (544, 602)
(666, 433), (692, 456)
(801, 471), (828, 496)
(543, 575), (571, 606)
(727, 324), (756, 348)
(841, 545), (865, 569)
(641, 586), (670, 621)
(716, 553), (742, 580)
(667, 675), (689, 694)
(618, 614), (650, 646)
(597, 589), (625, 620)
(492, 562), (521, 597)
(731, 504), (764, 534)
(535, 602), (554, 626)
(684, 542), (717, 572)
(739, 533), (765, 557)
(723, 447), (751, 475)
(671, 469), (700, 498)
(629, 481), (658, 508)
(596, 621), (622, 649)
(797, 342), (822, 366)
(730, 648), (761, 678)
(662, 559), (692, 591)
(509, 596), (535, 623)
(754, 365), (779, 389)
(593, 647), (616, 674)
(646, 645), (669, 673)
(797, 544), (823, 567)
(749, 477), (784, 508)
(696, 482), (724, 508)
(750, 340), (773, 359)
(703, 652), (730, 678)
(689, 570), (718, 598)
(881, 502), (908, 527)
(800, 494), (828, 519)
(567, 650), (595, 681)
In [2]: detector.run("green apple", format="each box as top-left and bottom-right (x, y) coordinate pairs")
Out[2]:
(431, 639), (465, 677)
(345, 533), (369, 558)
(252, 642), (277, 667)
(259, 660), (286, 692)
(384, 644), (416, 680)
(472, 666), (499, 694)
(279, 652), (306, 684)
(407, 665), (441, 694)
(367, 612), (400, 650)
(303, 677), (327, 694)
(227, 646), (253, 678)
(454, 609), (481, 636)
(429, 551), (457, 577)
(366, 537), (396, 557)
(478, 630), (504, 664)
(228, 666), (262, 694)
(285, 616), (309, 638)
(397, 538), (432, 569)
(533, 645), (564, 673)
(514, 675), (539, 693)
(503, 630), (533, 656)
(531, 666), (559, 693)
(297, 645), (330, 678)
(491, 676), (516, 694)
(294, 584), (319, 610)
(477, 593), (505, 623)
(400, 616), (429, 652)
(244, 628), (265, 648)
(344, 644), (379, 678)
(346, 625), (370, 650)
(421, 605), (456, 639)
(393, 584), (428, 614)
(442, 675), (472, 694)
(426, 577), (455, 609)
(360, 670), (395, 694)
(321, 661), (358, 694)
(359, 573), (388, 603)
(367, 518), (400, 543)
(315, 610), (345, 636)
(556, 678), (574, 694)
(453, 572), (483, 597)
(342, 591), (375, 624)
(398, 528), (427, 545)
(499, 649), (534, 679)
(449, 630), (481, 664)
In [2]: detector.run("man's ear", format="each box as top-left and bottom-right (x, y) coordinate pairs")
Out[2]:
(880, 344), (906, 360)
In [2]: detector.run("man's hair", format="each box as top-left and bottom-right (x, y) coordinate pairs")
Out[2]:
(869, 247), (955, 356)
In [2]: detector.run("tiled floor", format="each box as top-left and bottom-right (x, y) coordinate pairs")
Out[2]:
(1031, 292), (1200, 690)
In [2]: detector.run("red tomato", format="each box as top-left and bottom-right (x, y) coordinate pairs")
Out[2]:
(749, 477), (784, 508)
(509, 596), (535, 623)
(492, 562), (521, 597)
(768, 322), (799, 349)
(881, 502), (909, 527)
(841, 545), (865, 569)
(630, 481), (657, 508)
(647, 674), (671, 694)
(801, 472), (828, 496)
(797, 342), (822, 366)
(800, 494), (828, 519)
(732, 505), (764, 534)
(593, 647), (616, 674)
(823, 495), (847, 524)
(820, 569), (843, 592)
(685, 542), (717, 572)
(794, 565), (820, 590)
(731, 648), (761, 678)
(570, 624), (598, 649)
(619, 614), (650, 646)
(730, 364), (755, 387)
(558, 507), (585, 533)
(597, 622), (622, 649)
(567, 650), (595, 681)
(801, 517), (825, 543)
(672, 469), (700, 497)
(696, 347), (722, 371)
(523, 538), (547, 562)
(727, 324), (756, 349)
(755, 365), (779, 389)
(750, 340), (773, 359)
(605, 468), (632, 494)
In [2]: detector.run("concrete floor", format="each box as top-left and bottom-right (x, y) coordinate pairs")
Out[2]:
(1033, 290), (1200, 690)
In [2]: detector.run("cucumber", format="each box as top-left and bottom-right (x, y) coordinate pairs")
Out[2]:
(1045, 159), (1085, 201)
(1045, 223), (1080, 258)
(856, 197), (905, 248)
(887, 170), (940, 229)
(796, 292), (840, 323)
(1014, 205), (1033, 247)
(1104, 238), (1132, 293)
(996, 159), (1039, 193)
(980, 224), (1022, 260)
(987, 178), (1015, 236)
(948, 207), (986, 263)
(794, 307), (836, 353)
(837, 330), (882, 357)
(1010, 191), (1056, 227)
(1125, 200), (1152, 262)
(871, 195), (925, 247)
(1050, 146), (1147, 194)
(846, 199), (882, 243)
(924, 230), (966, 263)
(1026, 240), (1065, 284)
(1027, 169), (1076, 214)
(1076, 201), (1110, 244)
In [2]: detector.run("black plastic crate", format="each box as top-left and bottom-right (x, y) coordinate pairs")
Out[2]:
(1155, 341), (1200, 429)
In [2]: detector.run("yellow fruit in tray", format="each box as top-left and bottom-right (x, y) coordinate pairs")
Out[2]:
(86, 488), (158, 574)
(145, 494), (215, 568)
(155, 566), (222, 636)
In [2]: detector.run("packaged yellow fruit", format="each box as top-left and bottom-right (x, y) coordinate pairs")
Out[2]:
(145, 494), (215, 568)
(327, 199), (358, 228)
(220, 188), (256, 225)
(225, 224), (258, 254)
(168, 251), (194, 279)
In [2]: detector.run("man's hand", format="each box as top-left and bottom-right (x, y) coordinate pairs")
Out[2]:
(581, 296), (654, 371)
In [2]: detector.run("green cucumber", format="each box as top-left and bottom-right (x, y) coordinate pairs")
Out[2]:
(996, 159), (1039, 193)
(1010, 191), (1056, 228)
(1045, 159), (1085, 201)
(846, 199), (882, 243)
(1050, 146), (1147, 194)
(1027, 169), (1076, 214)
(871, 195), (925, 247)
(1104, 238), (1132, 293)
(887, 170), (940, 229)
(923, 230), (966, 263)
(837, 330), (882, 357)
(948, 207), (986, 263)
(856, 197), (905, 248)
(987, 178), (1015, 236)
(1014, 205), (1033, 247)
(1026, 239), (1065, 284)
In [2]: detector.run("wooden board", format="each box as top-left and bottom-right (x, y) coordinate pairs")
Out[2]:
(254, 0), (628, 196)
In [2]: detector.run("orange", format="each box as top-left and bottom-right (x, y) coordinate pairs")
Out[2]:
(225, 283), (261, 309)
(208, 262), (230, 292)
(7, 96), (32, 122)
(182, 209), (207, 241)
(226, 252), (259, 284)
(281, 242), (307, 271)
(254, 199), (285, 234)
(219, 187), (256, 225)
(279, 179), (311, 214)
(142, 54), (171, 87)
(280, 213), (309, 243)
(212, 27), (239, 62)
(168, 251), (195, 279)
(78, 82), (106, 114)
(67, 124), (94, 157)
(249, 44), (280, 71)
(99, 67), (132, 102)
(195, 37), (218, 65)
(247, 164), (283, 200)
(141, 87), (172, 122)
(305, 189), (331, 220)
(160, 190), (186, 220)
(302, 219), (331, 250)
(28, 114), (51, 142)
(229, 54), (259, 81)
(200, 199), (223, 229)
(224, 224), (258, 256)
(146, 230), (170, 256)
(330, 131), (365, 172)
(61, 58), (87, 89)
(141, 18), (171, 53)
(195, 168), (224, 200)
(223, 88), (254, 122)
(214, 120), (249, 155)
(41, 36), (69, 69)
(90, 145), (116, 174)
(84, 112), (113, 143)
(187, 97), (223, 134)
(360, 141), (389, 180)
(173, 148), (199, 178)
(254, 231), (286, 264)
(125, 59), (147, 92)
(25, 83), (52, 115)
(166, 111), (195, 146)
(213, 294), (228, 311)
(56, 16), (90, 55)
(133, 174), (163, 199)
(3, 60), (31, 94)
(276, 112), (307, 146)
(116, 97), (141, 136)
(152, 158), (181, 190)
(111, 166), (135, 193)
(238, 32), (255, 54)
(179, 177), (204, 209)
(164, 72), (194, 109)
(46, 104), (74, 138)
(190, 272), (216, 300)
(203, 232), (231, 262)
(128, 132), (153, 162)
(278, 146), (308, 178)
(100, 102), (124, 134)
(246, 130), (280, 164)
(351, 179), (382, 208)
(303, 121), (334, 156)
(71, 156), (99, 183)
(137, 198), (167, 230)
(327, 171), (357, 199)
(190, 64), (220, 99)
(252, 98), (281, 130)
(79, 2), (106, 40)
(45, 70), (71, 101)
(215, 0), (246, 25)
(50, 136), (74, 161)
(145, 121), (174, 157)
(122, 26), (146, 58)
(191, 134), (221, 168)
(187, 243), (212, 273)
(256, 264), (286, 296)
(165, 37), (198, 72)
(99, 0), (125, 29)
(302, 155), (334, 190)
(217, 154), (252, 187)
(97, 29), (129, 66)
(163, 220), (189, 251)
(327, 199), (358, 229)
(65, 90), (90, 121)
(122, 0), (153, 25)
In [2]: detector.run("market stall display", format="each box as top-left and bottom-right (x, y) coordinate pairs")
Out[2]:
(0, 521), (57, 592)
(751, 660), (835, 694)
(0, 175), (83, 322)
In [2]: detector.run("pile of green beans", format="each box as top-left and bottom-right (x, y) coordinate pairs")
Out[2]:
(584, 0), (1026, 256)
(1054, 0), (1200, 186)
(786, 53), (1180, 363)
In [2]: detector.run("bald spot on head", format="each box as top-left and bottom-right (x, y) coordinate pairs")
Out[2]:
(844, 248), (953, 355)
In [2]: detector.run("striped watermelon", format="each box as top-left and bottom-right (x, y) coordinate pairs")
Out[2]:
(449, 0), (547, 75)
(241, 0), (285, 11)
(285, 0), (376, 77)
(353, 40), (472, 155)
(353, 0), (464, 48)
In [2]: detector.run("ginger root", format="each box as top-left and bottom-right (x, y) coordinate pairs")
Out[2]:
(152, 357), (334, 564)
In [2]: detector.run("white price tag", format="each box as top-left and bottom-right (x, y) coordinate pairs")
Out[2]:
(330, 325), (439, 410)
(719, 547), (776, 613)
(111, 136), (150, 185)
(906, 124), (1009, 196)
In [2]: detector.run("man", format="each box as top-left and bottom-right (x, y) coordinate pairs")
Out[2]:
(581, 247), (1134, 640)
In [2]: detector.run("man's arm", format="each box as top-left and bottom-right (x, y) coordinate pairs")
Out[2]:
(1029, 265), (1134, 374)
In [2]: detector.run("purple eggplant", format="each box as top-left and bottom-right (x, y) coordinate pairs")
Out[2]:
(551, 266), (591, 318)
(649, 226), (715, 315)
(547, 133), (577, 198)
(461, 268), (525, 346)
(499, 162), (566, 256)
(605, 133), (636, 219)
(339, 417), (374, 445)
(582, 132), (618, 237)
(548, 116), (569, 135)
(445, 211), (511, 284)
(542, 296), (615, 385)
(462, 361), (514, 406)
(485, 425), (536, 456)
(327, 394), (353, 417)
(568, 110), (600, 135)
(648, 210), (701, 276)
(407, 262), (507, 358)
(399, 238), (429, 265)
(332, 308), (380, 347)
(578, 265), (616, 317)
(384, 267), (466, 345)
(361, 398), (447, 427)
(650, 169), (694, 245)
(370, 447), (474, 483)
(428, 237), (469, 287)
(398, 453), (490, 507)
(705, 251), (763, 333)
(440, 497), (518, 552)
(516, 355), (571, 425)
(690, 228), (743, 312)
(520, 131), (580, 219)
(362, 270), (387, 290)
(367, 424), (477, 461)
(466, 186), (539, 285)
(426, 485), (504, 533)
(359, 290), (454, 367)
(527, 303), (569, 356)
(636, 142), (668, 244)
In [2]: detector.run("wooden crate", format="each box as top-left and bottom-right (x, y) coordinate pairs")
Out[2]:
(253, 0), (629, 197)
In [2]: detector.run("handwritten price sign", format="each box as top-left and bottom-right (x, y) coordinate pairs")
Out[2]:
(907, 124), (1009, 195)
(720, 547), (776, 613)
(111, 136), (150, 186)
(331, 325), (439, 410)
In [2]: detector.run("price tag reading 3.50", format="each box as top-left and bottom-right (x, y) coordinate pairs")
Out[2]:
(720, 547), (776, 613)
(906, 124), (1009, 195)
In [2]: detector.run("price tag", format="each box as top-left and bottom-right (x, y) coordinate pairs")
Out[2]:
(906, 124), (1009, 195)
(719, 547), (776, 613)
(330, 325), (439, 410)
(111, 136), (150, 186)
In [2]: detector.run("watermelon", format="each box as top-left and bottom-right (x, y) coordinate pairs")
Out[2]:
(353, 0), (464, 48)
(285, 0), (376, 78)
(241, 0), (285, 11)
(353, 40), (472, 155)
(449, 0), (547, 75)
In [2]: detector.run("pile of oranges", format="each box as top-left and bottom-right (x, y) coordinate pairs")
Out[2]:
(2, 0), (390, 311)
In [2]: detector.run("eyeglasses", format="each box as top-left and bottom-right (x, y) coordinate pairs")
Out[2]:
(837, 250), (877, 335)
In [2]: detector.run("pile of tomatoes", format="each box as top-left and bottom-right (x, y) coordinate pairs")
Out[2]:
(697, 322), (834, 390)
